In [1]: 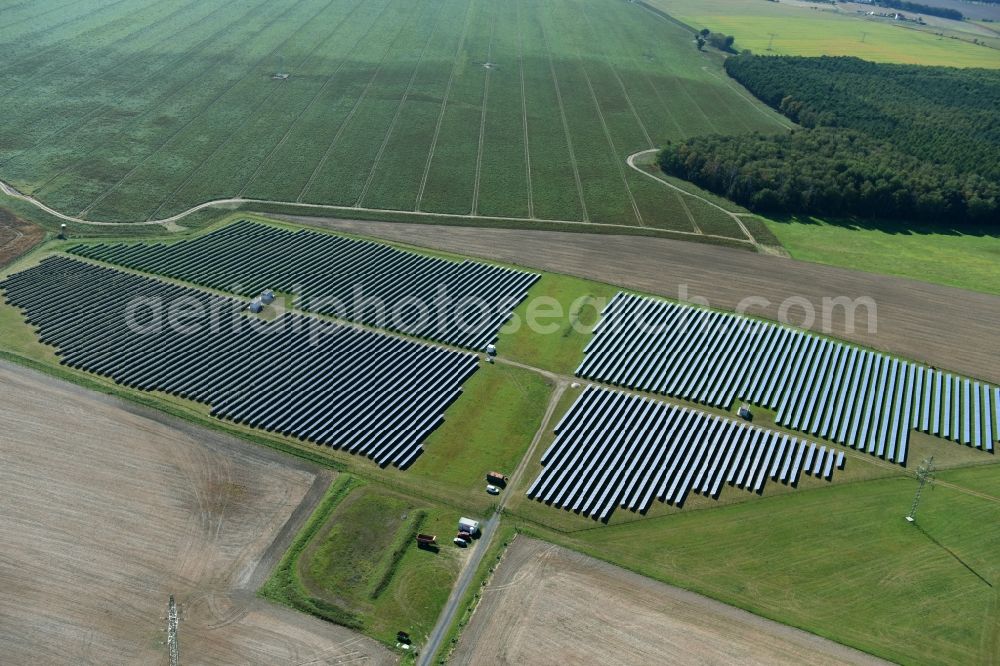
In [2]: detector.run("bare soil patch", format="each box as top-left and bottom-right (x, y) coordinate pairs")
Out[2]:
(288, 217), (1000, 385)
(0, 208), (44, 266)
(451, 537), (888, 666)
(0, 361), (395, 665)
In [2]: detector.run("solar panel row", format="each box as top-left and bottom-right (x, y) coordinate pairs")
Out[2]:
(69, 220), (539, 350)
(577, 293), (999, 465)
(526, 386), (841, 520)
(1, 257), (479, 468)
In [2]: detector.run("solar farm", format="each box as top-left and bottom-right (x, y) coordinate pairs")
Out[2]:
(0, 255), (491, 468)
(0, 0), (998, 660)
(1, 214), (999, 663)
(578, 292), (1000, 466)
(527, 386), (844, 520)
(69, 220), (539, 349)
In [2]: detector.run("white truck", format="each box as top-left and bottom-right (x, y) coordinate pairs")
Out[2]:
(458, 517), (480, 535)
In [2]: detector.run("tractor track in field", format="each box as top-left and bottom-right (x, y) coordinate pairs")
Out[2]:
(355, 0), (445, 209)
(414, 0), (475, 211)
(296, 0), (416, 205)
(76, 0), (324, 219)
(470, 7), (498, 217)
(627, 149), (760, 246)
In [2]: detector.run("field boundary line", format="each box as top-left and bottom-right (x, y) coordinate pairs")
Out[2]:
(4, 0), (278, 181)
(149, 0), (370, 220)
(355, 1), (446, 208)
(297, 0), (422, 204)
(73, 0), (319, 217)
(626, 149), (757, 245)
(515, 0), (535, 219)
(236, 0), (381, 202)
(540, 29), (589, 222)
(414, 0), (475, 211)
(0, 177), (752, 245)
(470, 7), (498, 216)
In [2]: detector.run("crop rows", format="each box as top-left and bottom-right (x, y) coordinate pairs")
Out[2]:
(69, 220), (539, 349)
(578, 292), (1000, 465)
(0, 0), (785, 233)
(1, 257), (479, 468)
(527, 386), (842, 520)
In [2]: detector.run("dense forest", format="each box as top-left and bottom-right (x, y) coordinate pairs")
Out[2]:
(658, 56), (1000, 226)
(658, 129), (998, 223)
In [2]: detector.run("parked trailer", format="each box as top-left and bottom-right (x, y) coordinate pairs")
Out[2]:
(416, 534), (437, 546)
(458, 517), (480, 534)
(486, 471), (509, 486)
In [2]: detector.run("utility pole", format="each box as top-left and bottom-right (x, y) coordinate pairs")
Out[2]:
(167, 595), (180, 666)
(860, 31), (869, 44)
(767, 33), (777, 51)
(905, 456), (935, 523)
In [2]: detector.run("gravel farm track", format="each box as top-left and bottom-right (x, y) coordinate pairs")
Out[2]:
(0, 361), (395, 666)
(451, 537), (889, 666)
(287, 216), (1000, 386)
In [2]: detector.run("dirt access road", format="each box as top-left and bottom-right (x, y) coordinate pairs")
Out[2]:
(287, 217), (1000, 385)
(0, 361), (395, 665)
(451, 537), (888, 666)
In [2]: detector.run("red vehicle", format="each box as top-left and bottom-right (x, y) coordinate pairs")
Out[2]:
(486, 471), (509, 486)
(416, 533), (437, 546)
(456, 531), (472, 542)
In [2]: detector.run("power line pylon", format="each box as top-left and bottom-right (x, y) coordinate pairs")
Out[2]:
(905, 456), (935, 523)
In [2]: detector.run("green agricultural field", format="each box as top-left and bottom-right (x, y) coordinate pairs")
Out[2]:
(0, 0), (787, 240)
(655, 0), (1000, 67)
(763, 216), (1000, 296)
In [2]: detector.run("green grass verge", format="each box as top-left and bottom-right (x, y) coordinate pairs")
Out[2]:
(501, 272), (619, 375)
(259, 475), (365, 628)
(763, 215), (1000, 295)
(290, 482), (466, 647)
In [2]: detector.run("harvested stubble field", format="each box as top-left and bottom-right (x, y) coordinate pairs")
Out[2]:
(0, 361), (394, 665)
(451, 537), (886, 665)
(0, 0), (786, 238)
(283, 218), (1000, 386)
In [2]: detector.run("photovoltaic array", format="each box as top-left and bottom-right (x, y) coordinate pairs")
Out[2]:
(577, 292), (999, 465)
(69, 220), (540, 349)
(1, 257), (479, 468)
(527, 386), (843, 521)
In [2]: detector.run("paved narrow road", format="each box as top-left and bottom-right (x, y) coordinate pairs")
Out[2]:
(417, 381), (567, 665)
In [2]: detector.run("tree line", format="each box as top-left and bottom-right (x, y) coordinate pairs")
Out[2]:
(658, 128), (998, 224)
(871, 0), (963, 21)
(657, 55), (1000, 227)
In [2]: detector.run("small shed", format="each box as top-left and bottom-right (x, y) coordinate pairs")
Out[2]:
(260, 289), (275, 304)
(248, 298), (263, 313)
